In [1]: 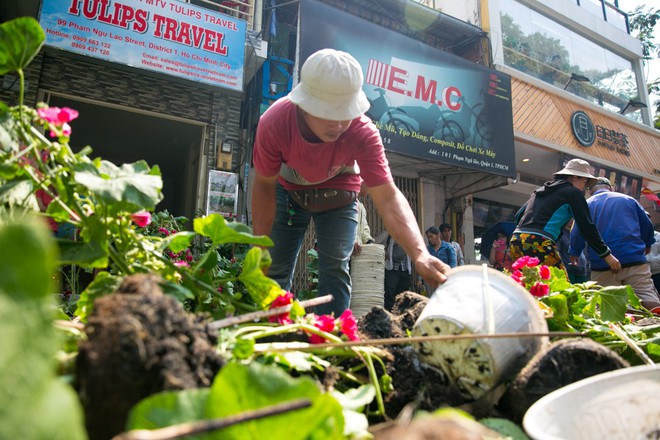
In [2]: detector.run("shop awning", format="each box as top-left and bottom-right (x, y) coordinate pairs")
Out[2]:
(387, 152), (509, 198)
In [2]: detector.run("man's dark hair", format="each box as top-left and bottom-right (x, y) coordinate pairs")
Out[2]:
(439, 223), (452, 233)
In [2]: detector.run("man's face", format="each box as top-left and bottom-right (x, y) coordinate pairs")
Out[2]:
(441, 228), (451, 242)
(301, 111), (352, 142)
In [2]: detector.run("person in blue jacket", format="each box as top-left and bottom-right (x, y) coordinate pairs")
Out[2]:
(510, 158), (620, 273)
(570, 177), (660, 313)
(425, 226), (457, 267)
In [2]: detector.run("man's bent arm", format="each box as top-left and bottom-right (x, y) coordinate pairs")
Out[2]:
(369, 182), (450, 288)
(251, 172), (279, 237)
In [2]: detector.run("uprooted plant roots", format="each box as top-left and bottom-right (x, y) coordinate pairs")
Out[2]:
(75, 274), (225, 440)
(357, 292), (467, 420)
(74, 282), (632, 438)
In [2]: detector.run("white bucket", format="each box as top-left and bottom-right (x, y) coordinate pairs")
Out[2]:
(523, 365), (660, 440)
(350, 243), (385, 317)
(412, 264), (548, 400)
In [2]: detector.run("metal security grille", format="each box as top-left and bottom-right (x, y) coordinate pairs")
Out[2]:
(290, 176), (420, 295)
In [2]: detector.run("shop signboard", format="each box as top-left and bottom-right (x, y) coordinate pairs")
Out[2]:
(206, 170), (238, 217)
(39, 0), (246, 91)
(560, 155), (642, 199)
(298, 0), (516, 178)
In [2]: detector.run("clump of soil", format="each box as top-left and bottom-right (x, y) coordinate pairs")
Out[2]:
(357, 294), (466, 420)
(391, 291), (429, 332)
(498, 337), (630, 423)
(76, 274), (225, 440)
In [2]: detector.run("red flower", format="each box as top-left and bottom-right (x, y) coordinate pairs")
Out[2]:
(269, 292), (294, 308)
(130, 211), (152, 227)
(539, 265), (551, 280)
(338, 309), (359, 341)
(530, 282), (550, 298)
(510, 269), (525, 286)
(512, 256), (540, 270)
(308, 314), (336, 344)
(268, 292), (295, 324)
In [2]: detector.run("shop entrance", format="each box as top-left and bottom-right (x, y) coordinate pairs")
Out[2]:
(44, 93), (205, 222)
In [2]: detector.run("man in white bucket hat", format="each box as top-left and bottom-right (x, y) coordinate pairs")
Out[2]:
(251, 48), (450, 315)
(510, 158), (621, 273)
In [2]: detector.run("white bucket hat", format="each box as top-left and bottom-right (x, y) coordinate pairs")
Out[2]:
(554, 158), (597, 187)
(288, 48), (370, 121)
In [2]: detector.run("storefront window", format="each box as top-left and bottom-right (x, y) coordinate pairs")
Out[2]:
(500, 0), (642, 120)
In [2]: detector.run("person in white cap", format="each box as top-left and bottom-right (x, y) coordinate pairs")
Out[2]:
(251, 48), (450, 316)
(571, 177), (660, 314)
(510, 158), (620, 273)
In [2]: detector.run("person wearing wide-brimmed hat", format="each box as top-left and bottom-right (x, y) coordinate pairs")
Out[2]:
(251, 48), (451, 316)
(509, 158), (621, 273)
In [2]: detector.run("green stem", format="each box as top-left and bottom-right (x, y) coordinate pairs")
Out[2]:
(108, 245), (132, 275)
(18, 69), (25, 121)
(362, 351), (385, 416)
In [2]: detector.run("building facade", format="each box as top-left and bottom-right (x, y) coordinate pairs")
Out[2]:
(0, 0), (267, 224)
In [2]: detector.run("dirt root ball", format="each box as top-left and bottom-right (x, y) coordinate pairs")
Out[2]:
(75, 274), (225, 440)
(498, 337), (629, 423)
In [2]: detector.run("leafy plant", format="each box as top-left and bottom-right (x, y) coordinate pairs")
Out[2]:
(508, 256), (660, 364)
(0, 17), (280, 320)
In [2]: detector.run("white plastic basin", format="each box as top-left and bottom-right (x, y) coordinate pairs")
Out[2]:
(523, 364), (660, 440)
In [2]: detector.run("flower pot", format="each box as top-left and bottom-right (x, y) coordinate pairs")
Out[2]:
(412, 264), (548, 400)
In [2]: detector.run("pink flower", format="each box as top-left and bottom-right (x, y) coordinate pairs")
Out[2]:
(512, 256), (540, 270)
(539, 265), (551, 280)
(38, 107), (79, 138)
(158, 227), (169, 235)
(338, 309), (359, 341)
(173, 260), (189, 268)
(530, 282), (550, 298)
(308, 314), (336, 344)
(38, 106), (79, 125)
(131, 210), (152, 227)
(268, 292), (295, 324)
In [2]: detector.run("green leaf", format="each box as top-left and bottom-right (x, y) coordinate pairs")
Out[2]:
(0, 119), (19, 153)
(203, 363), (344, 440)
(0, 215), (57, 299)
(646, 342), (660, 361)
(165, 231), (196, 253)
(0, 217), (85, 440)
(45, 198), (71, 223)
(74, 160), (163, 214)
(0, 180), (39, 209)
(74, 271), (122, 322)
(542, 293), (569, 328)
(57, 237), (108, 268)
(160, 278), (195, 301)
(126, 388), (210, 432)
(480, 417), (530, 440)
(194, 214), (273, 247)
(238, 247), (282, 307)
(0, 17), (45, 75)
(194, 249), (219, 272)
(331, 385), (375, 412)
(598, 285), (632, 322)
(232, 338), (255, 360)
